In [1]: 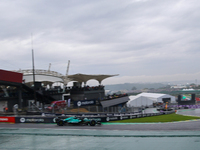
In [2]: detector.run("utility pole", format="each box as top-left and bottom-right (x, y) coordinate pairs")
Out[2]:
(32, 35), (37, 104)
(66, 60), (70, 77)
(63, 60), (70, 93)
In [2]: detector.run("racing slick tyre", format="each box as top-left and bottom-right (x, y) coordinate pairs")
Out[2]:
(57, 120), (64, 126)
(90, 120), (96, 126)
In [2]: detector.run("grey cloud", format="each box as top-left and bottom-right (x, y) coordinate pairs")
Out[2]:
(1, 0), (200, 84)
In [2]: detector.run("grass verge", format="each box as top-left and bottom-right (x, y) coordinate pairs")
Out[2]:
(109, 113), (200, 123)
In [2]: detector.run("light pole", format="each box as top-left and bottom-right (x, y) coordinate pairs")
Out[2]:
(32, 49), (37, 105)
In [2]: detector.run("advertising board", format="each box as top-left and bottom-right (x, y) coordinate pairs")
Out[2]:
(0, 116), (15, 123)
(74, 99), (96, 107)
(15, 117), (56, 123)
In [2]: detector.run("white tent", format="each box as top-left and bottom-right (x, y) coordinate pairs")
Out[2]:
(126, 92), (176, 107)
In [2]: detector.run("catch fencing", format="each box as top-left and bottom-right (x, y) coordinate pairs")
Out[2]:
(41, 105), (143, 114)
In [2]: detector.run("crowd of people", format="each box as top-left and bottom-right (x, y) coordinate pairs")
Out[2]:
(71, 85), (104, 91)
(104, 93), (128, 100)
(2, 105), (8, 112)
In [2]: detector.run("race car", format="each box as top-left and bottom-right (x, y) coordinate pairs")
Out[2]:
(55, 116), (101, 126)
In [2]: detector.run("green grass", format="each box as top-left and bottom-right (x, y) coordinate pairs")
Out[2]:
(109, 113), (200, 123)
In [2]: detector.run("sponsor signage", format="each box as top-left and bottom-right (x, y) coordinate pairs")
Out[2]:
(15, 117), (56, 123)
(103, 116), (119, 122)
(121, 116), (129, 120)
(0, 117), (15, 123)
(129, 115), (137, 119)
(147, 114), (151, 117)
(106, 114), (113, 116)
(85, 117), (102, 122)
(15, 117), (103, 123)
(74, 100), (96, 107)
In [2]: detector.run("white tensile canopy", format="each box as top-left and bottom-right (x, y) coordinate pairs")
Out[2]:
(126, 92), (176, 107)
(67, 73), (119, 85)
(18, 69), (118, 86)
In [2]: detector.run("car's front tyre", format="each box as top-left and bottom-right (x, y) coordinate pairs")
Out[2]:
(90, 120), (96, 126)
(57, 120), (64, 126)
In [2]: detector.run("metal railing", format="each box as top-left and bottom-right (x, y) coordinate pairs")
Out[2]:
(40, 105), (142, 114)
(14, 69), (64, 77)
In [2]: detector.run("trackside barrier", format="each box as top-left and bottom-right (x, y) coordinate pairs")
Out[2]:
(0, 111), (175, 123)
(15, 117), (56, 123)
(0, 116), (15, 123)
(44, 111), (165, 117)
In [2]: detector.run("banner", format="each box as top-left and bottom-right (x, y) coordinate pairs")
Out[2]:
(74, 99), (96, 107)
(0, 116), (15, 123)
(15, 117), (56, 123)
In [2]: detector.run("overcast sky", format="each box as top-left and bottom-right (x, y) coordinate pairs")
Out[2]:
(1, 0), (200, 85)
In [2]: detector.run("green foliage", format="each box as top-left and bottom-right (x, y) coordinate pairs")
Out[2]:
(109, 113), (200, 123)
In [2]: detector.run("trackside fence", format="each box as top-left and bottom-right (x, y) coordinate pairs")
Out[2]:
(0, 110), (175, 123)
(42, 106), (142, 114)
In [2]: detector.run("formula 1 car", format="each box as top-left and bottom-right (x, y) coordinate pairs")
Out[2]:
(55, 116), (101, 126)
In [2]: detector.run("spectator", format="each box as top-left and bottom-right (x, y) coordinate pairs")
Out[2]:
(5, 107), (8, 112)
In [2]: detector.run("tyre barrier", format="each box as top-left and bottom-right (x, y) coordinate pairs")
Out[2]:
(0, 111), (175, 123)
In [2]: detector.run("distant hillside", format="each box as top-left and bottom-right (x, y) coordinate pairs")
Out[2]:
(104, 83), (167, 91)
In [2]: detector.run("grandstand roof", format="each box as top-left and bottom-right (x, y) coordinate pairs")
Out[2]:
(67, 73), (119, 84)
(100, 96), (129, 108)
(14, 69), (118, 85)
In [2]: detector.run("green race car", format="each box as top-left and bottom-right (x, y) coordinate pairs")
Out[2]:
(55, 116), (101, 126)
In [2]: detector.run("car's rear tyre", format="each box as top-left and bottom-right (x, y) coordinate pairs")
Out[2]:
(90, 120), (96, 126)
(57, 120), (64, 126)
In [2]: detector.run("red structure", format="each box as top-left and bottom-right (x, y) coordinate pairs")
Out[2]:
(0, 69), (23, 111)
(0, 116), (15, 123)
(0, 69), (23, 83)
